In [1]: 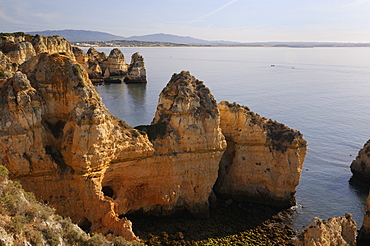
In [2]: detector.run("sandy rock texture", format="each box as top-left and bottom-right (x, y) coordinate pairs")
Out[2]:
(125, 52), (147, 83)
(0, 53), (154, 239)
(295, 214), (357, 246)
(215, 101), (307, 207)
(113, 71), (227, 217)
(0, 33), (75, 73)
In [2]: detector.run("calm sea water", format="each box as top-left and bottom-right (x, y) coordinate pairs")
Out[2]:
(93, 47), (370, 230)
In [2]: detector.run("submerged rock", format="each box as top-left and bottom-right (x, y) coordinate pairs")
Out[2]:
(215, 101), (307, 207)
(295, 214), (357, 246)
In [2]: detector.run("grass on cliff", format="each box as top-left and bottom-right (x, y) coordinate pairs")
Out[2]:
(0, 165), (142, 246)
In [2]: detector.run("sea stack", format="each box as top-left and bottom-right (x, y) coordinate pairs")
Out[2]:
(215, 101), (307, 207)
(124, 52), (147, 83)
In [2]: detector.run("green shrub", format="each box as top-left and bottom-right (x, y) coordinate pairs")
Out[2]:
(0, 165), (9, 178)
(87, 233), (106, 246)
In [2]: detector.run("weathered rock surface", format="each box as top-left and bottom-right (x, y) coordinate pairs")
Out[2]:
(125, 52), (147, 83)
(0, 53), (154, 239)
(110, 71), (226, 217)
(0, 33), (75, 68)
(295, 214), (357, 246)
(0, 51), (17, 78)
(101, 48), (128, 77)
(215, 101), (307, 207)
(350, 140), (370, 181)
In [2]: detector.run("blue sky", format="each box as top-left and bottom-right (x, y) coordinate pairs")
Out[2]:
(1, 0), (370, 42)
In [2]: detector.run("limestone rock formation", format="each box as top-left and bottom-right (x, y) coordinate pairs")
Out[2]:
(0, 33), (75, 69)
(101, 48), (128, 77)
(295, 214), (357, 246)
(110, 71), (226, 217)
(0, 51), (17, 78)
(350, 140), (370, 181)
(72, 46), (89, 70)
(215, 101), (307, 207)
(125, 52), (147, 83)
(5, 41), (36, 65)
(0, 53), (154, 239)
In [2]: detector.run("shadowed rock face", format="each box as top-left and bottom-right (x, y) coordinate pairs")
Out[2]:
(351, 140), (370, 181)
(214, 101), (307, 207)
(295, 214), (357, 246)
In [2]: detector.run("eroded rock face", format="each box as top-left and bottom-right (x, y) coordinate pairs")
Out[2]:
(106, 71), (226, 217)
(0, 51), (17, 78)
(351, 140), (370, 181)
(295, 214), (357, 246)
(0, 34), (75, 68)
(215, 101), (307, 207)
(0, 53), (154, 239)
(125, 52), (147, 83)
(101, 48), (128, 77)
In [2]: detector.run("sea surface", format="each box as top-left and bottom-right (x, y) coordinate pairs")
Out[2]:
(93, 47), (370, 230)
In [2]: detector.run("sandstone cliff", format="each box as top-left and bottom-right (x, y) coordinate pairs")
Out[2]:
(0, 35), (308, 240)
(125, 52), (147, 83)
(215, 101), (307, 207)
(0, 53), (154, 239)
(295, 214), (357, 246)
(0, 33), (75, 70)
(100, 48), (128, 77)
(112, 71), (226, 217)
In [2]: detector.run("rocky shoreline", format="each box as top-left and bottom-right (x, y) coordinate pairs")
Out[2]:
(129, 199), (297, 245)
(0, 32), (368, 245)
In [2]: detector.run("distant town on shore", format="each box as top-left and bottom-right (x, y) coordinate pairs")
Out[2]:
(23, 29), (370, 48)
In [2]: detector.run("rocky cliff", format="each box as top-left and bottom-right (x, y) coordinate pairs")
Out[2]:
(126, 71), (226, 217)
(351, 140), (370, 181)
(100, 48), (128, 77)
(0, 53), (154, 239)
(0, 35), (308, 241)
(295, 214), (357, 246)
(125, 52), (147, 83)
(0, 33), (75, 77)
(84, 48), (143, 83)
(215, 101), (307, 207)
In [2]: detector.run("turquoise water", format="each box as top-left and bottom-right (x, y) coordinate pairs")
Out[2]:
(94, 47), (370, 230)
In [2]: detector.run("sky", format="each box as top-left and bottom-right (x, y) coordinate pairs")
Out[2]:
(1, 0), (370, 42)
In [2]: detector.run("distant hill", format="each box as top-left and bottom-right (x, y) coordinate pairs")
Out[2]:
(125, 33), (239, 45)
(27, 29), (126, 42)
(26, 29), (239, 45)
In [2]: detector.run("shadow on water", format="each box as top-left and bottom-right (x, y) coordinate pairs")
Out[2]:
(349, 176), (370, 199)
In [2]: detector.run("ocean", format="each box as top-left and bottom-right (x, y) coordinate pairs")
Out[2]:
(93, 47), (370, 230)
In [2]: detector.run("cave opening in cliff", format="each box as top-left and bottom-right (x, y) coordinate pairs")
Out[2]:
(77, 217), (92, 233)
(102, 186), (114, 198)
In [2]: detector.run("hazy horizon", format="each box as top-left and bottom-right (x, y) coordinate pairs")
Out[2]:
(1, 0), (370, 43)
